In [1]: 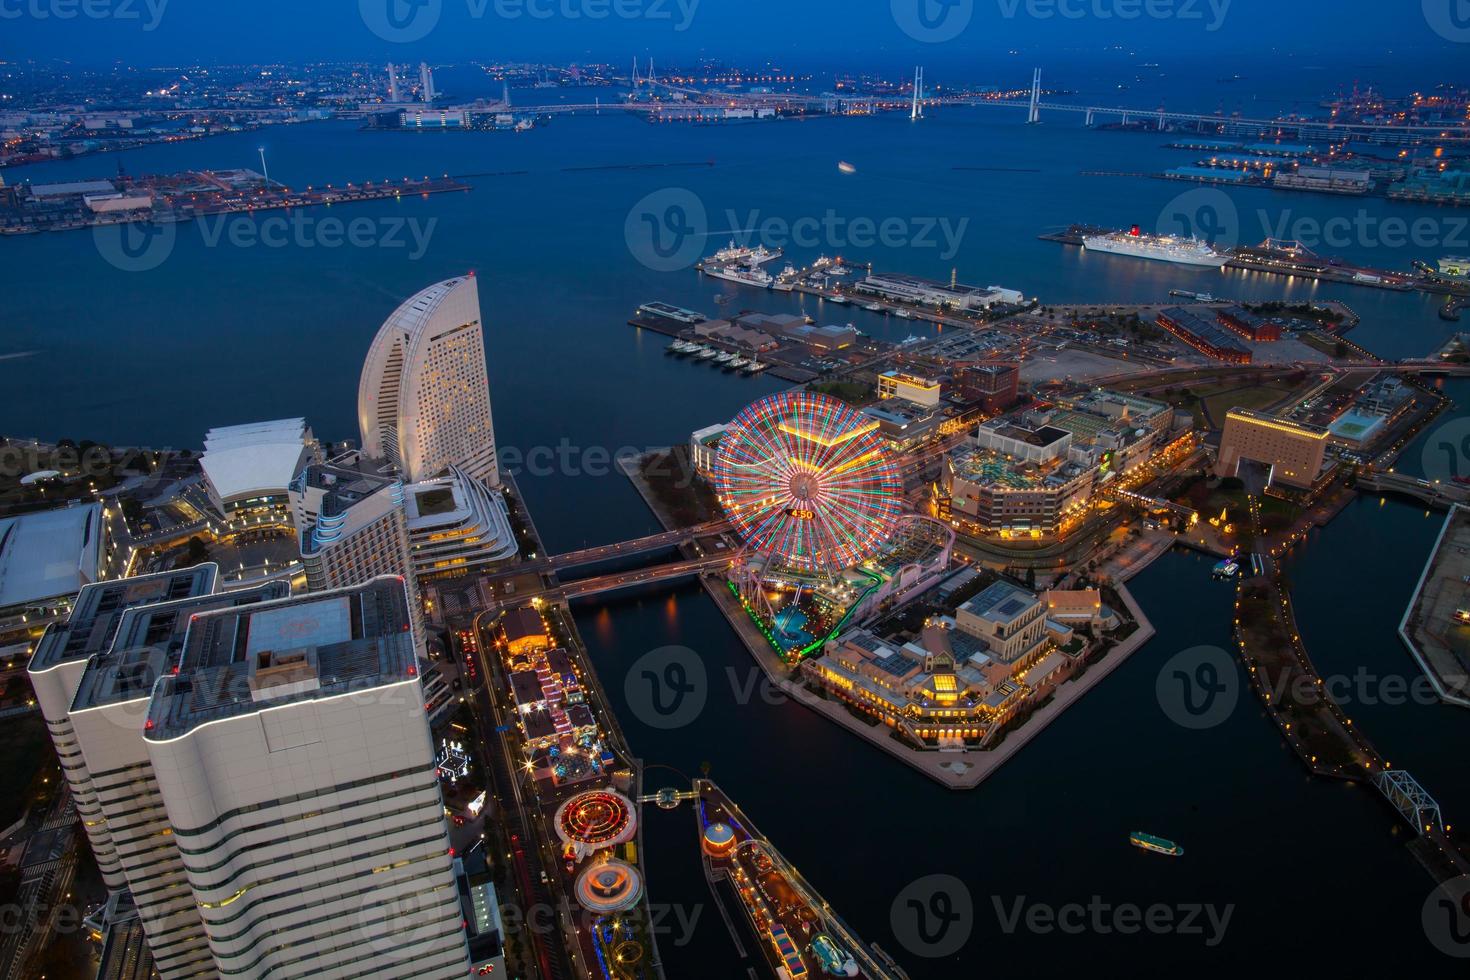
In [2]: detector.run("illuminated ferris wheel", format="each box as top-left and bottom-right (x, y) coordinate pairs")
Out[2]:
(712, 391), (905, 575)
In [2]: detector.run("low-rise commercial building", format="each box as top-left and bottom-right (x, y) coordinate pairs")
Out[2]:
(1218, 307), (1282, 342)
(857, 273), (1023, 311)
(200, 418), (320, 527)
(878, 370), (942, 407)
(1157, 307), (1253, 363)
(0, 502), (110, 621)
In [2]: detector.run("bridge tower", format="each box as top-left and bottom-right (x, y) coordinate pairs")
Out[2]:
(911, 67), (925, 121)
(1026, 68), (1042, 124)
(1374, 770), (1444, 835)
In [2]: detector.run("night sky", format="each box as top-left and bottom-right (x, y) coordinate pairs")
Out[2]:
(1, 0), (1464, 72)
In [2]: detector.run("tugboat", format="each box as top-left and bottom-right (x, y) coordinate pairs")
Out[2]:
(1130, 832), (1184, 857)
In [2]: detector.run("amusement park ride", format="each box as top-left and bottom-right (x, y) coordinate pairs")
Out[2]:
(711, 391), (910, 658)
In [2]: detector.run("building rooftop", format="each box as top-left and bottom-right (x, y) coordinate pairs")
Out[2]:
(950, 445), (1088, 491)
(201, 419), (317, 505)
(71, 581), (290, 712)
(959, 581), (1042, 627)
(1225, 408), (1331, 440)
(144, 576), (418, 740)
(0, 502), (107, 610)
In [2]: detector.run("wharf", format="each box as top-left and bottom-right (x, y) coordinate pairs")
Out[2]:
(693, 779), (908, 980)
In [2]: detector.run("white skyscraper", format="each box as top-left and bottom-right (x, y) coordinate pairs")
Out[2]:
(69, 580), (289, 978)
(358, 276), (500, 486)
(388, 62), (402, 103)
(419, 62), (436, 103)
(142, 577), (471, 978)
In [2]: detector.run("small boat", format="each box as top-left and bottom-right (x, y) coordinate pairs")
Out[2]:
(746, 361), (768, 373)
(715, 352), (735, 364)
(864, 303), (883, 312)
(1130, 832), (1183, 857)
(895, 309), (914, 319)
(828, 295), (849, 305)
(696, 347), (719, 360)
(726, 357), (748, 370)
(1212, 559), (1239, 579)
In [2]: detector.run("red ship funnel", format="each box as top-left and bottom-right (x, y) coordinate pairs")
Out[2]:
(1129, 224), (1141, 237)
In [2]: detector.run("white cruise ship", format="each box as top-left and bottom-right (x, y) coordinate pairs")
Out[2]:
(1083, 225), (1227, 268)
(704, 265), (774, 289)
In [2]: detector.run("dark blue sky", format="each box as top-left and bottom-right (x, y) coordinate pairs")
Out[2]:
(1, 0), (1464, 74)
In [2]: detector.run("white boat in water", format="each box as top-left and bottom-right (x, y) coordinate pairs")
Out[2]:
(746, 361), (768, 373)
(1083, 225), (1227, 268)
(864, 303), (884, 312)
(726, 357), (748, 369)
(715, 352), (735, 364)
(696, 347), (719, 360)
(827, 294), (849, 305)
(704, 265), (774, 289)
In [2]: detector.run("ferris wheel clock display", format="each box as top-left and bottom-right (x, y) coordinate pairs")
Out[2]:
(713, 390), (905, 574)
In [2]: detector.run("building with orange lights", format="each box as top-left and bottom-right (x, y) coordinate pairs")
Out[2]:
(1215, 408), (1330, 490)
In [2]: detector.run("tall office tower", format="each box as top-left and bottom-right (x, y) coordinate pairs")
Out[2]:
(288, 455), (427, 647)
(358, 276), (500, 486)
(27, 565), (219, 895)
(420, 62), (436, 102)
(142, 578), (471, 979)
(69, 581), (290, 978)
(388, 62), (402, 103)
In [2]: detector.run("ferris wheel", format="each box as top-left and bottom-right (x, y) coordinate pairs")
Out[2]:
(712, 390), (905, 574)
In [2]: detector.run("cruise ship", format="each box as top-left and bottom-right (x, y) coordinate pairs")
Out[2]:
(1084, 225), (1227, 268)
(705, 265), (774, 289)
(704, 240), (783, 269)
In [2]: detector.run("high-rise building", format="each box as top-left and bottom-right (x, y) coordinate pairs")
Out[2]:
(419, 62), (436, 103)
(141, 577), (471, 978)
(1215, 408), (1330, 489)
(388, 62), (402, 103)
(358, 276), (500, 486)
(69, 580), (290, 978)
(28, 565), (219, 897)
(289, 455), (426, 646)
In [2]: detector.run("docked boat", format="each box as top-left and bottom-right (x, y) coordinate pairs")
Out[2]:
(638, 301), (707, 325)
(895, 309), (913, 319)
(1084, 225), (1227, 268)
(744, 245), (783, 267)
(705, 265), (774, 289)
(1169, 289), (1217, 302)
(746, 361), (768, 373)
(827, 295), (849, 305)
(864, 303), (884, 312)
(1130, 832), (1184, 857)
(1212, 559), (1239, 579)
(726, 357), (748, 370)
(715, 351), (735, 364)
(696, 347), (719, 360)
